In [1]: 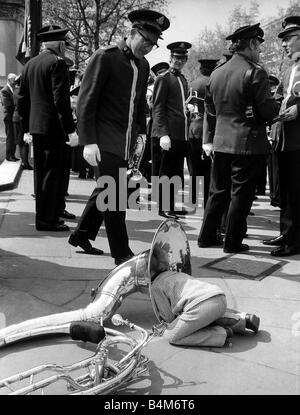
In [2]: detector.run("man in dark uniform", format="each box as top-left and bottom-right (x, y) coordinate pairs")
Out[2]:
(139, 62), (169, 185)
(68, 9), (170, 265)
(187, 58), (219, 208)
(18, 25), (78, 232)
(197, 23), (280, 253)
(1, 73), (19, 162)
(263, 17), (300, 256)
(148, 62), (170, 182)
(151, 41), (192, 219)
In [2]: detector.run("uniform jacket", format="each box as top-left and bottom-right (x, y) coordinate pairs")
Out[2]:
(274, 61), (300, 152)
(151, 270), (224, 323)
(203, 53), (279, 155)
(188, 75), (208, 141)
(151, 69), (189, 141)
(0, 85), (15, 122)
(76, 40), (149, 161)
(18, 48), (75, 136)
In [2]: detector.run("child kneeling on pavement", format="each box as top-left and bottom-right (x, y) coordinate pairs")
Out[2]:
(150, 251), (260, 347)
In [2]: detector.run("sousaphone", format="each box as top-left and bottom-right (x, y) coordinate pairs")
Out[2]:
(0, 219), (191, 395)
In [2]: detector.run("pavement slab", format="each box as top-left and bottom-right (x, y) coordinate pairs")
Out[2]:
(0, 169), (300, 396)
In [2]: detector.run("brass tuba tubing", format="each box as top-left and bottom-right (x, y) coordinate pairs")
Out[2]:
(0, 325), (147, 395)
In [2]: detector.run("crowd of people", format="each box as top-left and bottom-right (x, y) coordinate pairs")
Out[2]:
(1, 10), (299, 260)
(1, 7), (300, 348)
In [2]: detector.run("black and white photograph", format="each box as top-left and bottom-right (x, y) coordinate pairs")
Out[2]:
(0, 0), (299, 401)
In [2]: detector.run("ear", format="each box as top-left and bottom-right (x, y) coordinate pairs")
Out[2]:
(249, 38), (256, 50)
(130, 28), (137, 38)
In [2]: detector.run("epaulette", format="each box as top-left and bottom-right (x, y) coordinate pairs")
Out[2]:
(214, 61), (226, 70)
(248, 60), (263, 71)
(159, 70), (170, 78)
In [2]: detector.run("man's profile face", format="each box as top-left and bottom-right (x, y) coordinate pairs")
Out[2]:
(249, 38), (262, 63)
(282, 30), (300, 58)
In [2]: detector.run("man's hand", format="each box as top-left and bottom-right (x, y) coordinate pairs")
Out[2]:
(83, 144), (101, 166)
(281, 105), (298, 121)
(202, 143), (213, 157)
(66, 132), (79, 147)
(160, 135), (171, 151)
(23, 133), (33, 144)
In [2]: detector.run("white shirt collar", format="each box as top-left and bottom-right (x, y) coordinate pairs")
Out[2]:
(6, 83), (14, 94)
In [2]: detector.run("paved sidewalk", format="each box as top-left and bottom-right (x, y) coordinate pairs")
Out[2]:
(0, 169), (299, 395)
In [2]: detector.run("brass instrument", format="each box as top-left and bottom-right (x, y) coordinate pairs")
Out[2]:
(292, 80), (300, 97)
(127, 134), (146, 181)
(0, 219), (191, 395)
(186, 88), (204, 119)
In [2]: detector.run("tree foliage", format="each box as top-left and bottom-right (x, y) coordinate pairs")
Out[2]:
(183, 0), (300, 83)
(42, 0), (169, 69)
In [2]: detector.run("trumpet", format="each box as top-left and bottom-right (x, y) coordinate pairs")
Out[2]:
(186, 88), (204, 119)
(127, 134), (146, 181)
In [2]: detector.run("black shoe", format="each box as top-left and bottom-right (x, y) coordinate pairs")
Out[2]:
(245, 314), (260, 334)
(60, 210), (76, 220)
(159, 210), (179, 220)
(198, 235), (224, 248)
(174, 209), (189, 216)
(21, 163), (33, 170)
(36, 221), (70, 232)
(114, 253), (134, 266)
(262, 235), (284, 246)
(78, 173), (86, 179)
(223, 243), (249, 253)
(6, 157), (19, 162)
(68, 233), (104, 255)
(270, 245), (300, 257)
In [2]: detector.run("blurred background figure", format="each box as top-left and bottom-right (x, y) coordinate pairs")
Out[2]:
(70, 71), (94, 180)
(0, 73), (19, 162)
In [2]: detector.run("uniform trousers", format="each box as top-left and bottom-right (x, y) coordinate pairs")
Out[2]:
(72, 151), (132, 259)
(186, 138), (211, 208)
(199, 152), (266, 249)
(278, 149), (300, 248)
(163, 294), (246, 347)
(151, 137), (162, 179)
(32, 133), (65, 225)
(58, 143), (72, 214)
(4, 120), (16, 159)
(158, 140), (187, 212)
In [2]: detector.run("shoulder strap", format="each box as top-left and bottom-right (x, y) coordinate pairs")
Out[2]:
(243, 66), (256, 106)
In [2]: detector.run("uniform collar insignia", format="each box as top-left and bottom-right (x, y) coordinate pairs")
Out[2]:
(169, 67), (181, 76)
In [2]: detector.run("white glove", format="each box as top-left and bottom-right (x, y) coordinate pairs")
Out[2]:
(83, 144), (101, 166)
(66, 132), (79, 147)
(160, 135), (171, 151)
(23, 133), (33, 144)
(202, 143), (213, 157)
(280, 104), (298, 121)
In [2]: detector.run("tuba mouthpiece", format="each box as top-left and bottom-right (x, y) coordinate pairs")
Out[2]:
(111, 314), (124, 326)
